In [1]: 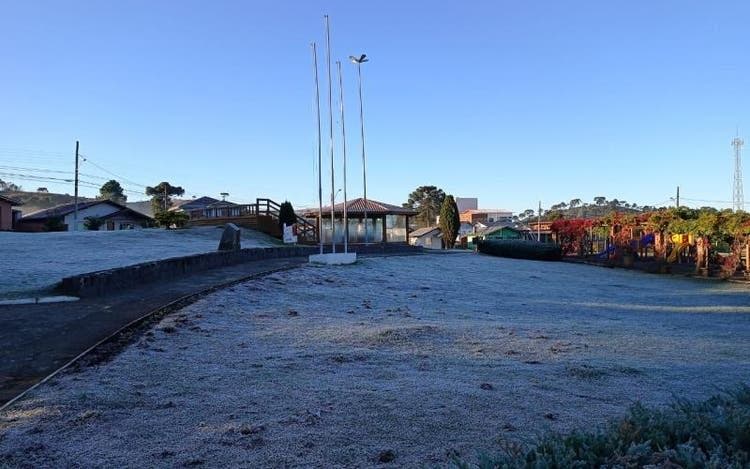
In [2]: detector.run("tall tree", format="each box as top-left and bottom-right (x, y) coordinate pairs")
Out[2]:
(569, 198), (582, 208)
(99, 179), (127, 204)
(594, 196), (606, 206)
(439, 195), (460, 249)
(146, 181), (185, 214)
(403, 185), (446, 227)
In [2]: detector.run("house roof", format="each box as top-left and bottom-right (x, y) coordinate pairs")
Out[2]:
(21, 200), (127, 221)
(0, 194), (22, 206)
(98, 208), (154, 221)
(476, 221), (530, 236)
(175, 196), (221, 211)
(303, 198), (418, 217)
(461, 209), (512, 215)
(409, 226), (441, 238)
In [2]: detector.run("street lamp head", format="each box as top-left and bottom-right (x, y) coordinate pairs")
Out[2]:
(349, 54), (368, 64)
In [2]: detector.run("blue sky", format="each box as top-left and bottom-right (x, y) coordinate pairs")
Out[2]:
(1, 1), (748, 213)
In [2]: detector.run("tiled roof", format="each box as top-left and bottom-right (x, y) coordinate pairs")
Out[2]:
(0, 194), (22, 206)
(303, 198), (418, 216)
(21, 200), (126, 221)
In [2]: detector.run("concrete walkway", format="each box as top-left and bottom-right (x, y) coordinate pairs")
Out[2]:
(0, 257), (308, 406)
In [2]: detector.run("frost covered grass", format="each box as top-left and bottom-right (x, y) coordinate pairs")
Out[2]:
(458, 386), (750, 468)
(0, 227), (279, 298)
(0, 254), (749, 467)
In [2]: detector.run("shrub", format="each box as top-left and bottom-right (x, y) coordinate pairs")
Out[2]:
(455, 386), (750, 468)
(154, 211), (189, 229)
(477, 239), (562, 261)
(83, 216), (103, 231)
(43, 217), (66, 232)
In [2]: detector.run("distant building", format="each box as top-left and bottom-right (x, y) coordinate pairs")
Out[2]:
(476, 221), (531, 241)
(459, 209), (513, 225)
(0, 194), (22, 231)
(409, 226), (442, 250)
(173, 196), (221, 213)
(455, 197), (478, 212)
(17, 200), (153, 232)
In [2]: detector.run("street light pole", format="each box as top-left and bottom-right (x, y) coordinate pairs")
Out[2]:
(349, 54), (369, 243)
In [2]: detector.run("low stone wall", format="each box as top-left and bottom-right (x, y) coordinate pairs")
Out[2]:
(59, 246), (317, 298)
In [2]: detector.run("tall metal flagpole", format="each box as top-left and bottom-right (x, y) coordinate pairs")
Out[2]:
(351, 56), (368, 244)
(312, 43), (323, 255)
(337, 61), (349, 253)
(324, 15), (336, 253)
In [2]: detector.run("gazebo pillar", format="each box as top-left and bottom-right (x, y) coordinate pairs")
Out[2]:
(382, 215), (387, 243)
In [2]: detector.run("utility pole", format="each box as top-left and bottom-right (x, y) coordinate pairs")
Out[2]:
(164, 184), (168, 212)
(537, 201), (541, 242)
(676, 186), (680, 208)
(73, 140), (80, 231)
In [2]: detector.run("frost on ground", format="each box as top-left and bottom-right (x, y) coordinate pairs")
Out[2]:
(0, 227), (279, 298)
(1, 254), (749, 467)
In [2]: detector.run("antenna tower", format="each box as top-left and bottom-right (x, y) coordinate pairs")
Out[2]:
(732, 134), (744, 212)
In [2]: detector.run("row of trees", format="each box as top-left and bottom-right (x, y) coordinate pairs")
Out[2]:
(550, 207), (750, 277)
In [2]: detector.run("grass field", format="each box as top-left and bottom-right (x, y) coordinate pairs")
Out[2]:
(1, 254), (748, 467)
(0, 227), (279, 299)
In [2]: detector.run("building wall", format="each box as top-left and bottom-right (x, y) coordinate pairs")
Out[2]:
(412, 234), (442, 250)
(456, 198), (478, 212)
(63, 204), (121, 231)
(0, 201), (12, 230)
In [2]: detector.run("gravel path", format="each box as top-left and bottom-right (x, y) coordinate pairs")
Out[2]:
(1, 254), (749, 467)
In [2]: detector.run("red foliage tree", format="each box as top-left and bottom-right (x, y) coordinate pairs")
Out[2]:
(550, 219), (595, 256)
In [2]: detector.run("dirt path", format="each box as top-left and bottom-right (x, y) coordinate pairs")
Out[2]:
(0, 257), (307, 406)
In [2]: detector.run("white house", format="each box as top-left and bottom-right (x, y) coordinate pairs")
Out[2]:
(409, 226), (443, 250)
(19, 200), (153, 232)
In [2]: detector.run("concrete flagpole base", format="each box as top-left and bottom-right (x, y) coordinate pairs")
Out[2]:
(308, 252), (358, 265)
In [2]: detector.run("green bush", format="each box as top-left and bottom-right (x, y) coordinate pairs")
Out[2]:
(455, 386), (750, 468)
(83, 216), (103, 231)
(477, 239), (562, 261)
(43, 217), (66, 232)
(154, 211), (189, 229)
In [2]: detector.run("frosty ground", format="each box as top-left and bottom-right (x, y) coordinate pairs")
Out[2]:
(0, 227), (278, 299)
(1, 253), (749, 467)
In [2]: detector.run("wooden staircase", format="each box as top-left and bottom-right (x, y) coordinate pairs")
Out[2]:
(187, 198), (318, 244)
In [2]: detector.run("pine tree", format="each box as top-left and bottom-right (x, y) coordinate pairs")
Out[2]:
(439, 195), (460, 249)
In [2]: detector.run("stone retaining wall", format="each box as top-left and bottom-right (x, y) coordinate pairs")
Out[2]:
(59, 244), (423, 298)
(59, 246), (317, 298)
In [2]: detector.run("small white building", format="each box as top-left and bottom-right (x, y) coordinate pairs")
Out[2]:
(409, 226), (443, 250)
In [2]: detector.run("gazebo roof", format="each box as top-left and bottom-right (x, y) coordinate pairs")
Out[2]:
(303, 197), (418, 217)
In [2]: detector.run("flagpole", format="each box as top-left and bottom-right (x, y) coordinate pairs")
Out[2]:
(312, 42), (323, 255)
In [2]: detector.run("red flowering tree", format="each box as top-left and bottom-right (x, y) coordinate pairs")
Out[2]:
(550, 219), (595, 256)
